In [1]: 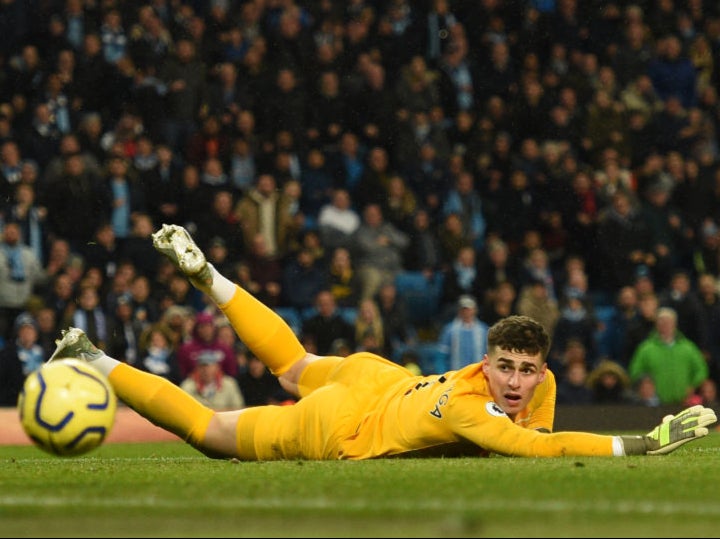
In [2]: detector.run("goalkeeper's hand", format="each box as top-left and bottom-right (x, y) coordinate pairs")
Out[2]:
(621, 405), (717, 456)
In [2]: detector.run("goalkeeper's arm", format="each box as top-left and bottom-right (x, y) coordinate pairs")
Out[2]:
(620, 405), (717, 456)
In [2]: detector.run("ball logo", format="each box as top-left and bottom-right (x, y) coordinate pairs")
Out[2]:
(485, 401), (506, 417)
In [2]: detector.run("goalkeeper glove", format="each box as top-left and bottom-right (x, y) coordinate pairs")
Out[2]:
(620, 405), (717, 456)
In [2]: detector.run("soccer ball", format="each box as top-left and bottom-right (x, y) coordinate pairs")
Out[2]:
(17, 359), (117, 457)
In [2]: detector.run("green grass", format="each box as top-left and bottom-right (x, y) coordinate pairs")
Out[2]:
(2, 435), (720, 538)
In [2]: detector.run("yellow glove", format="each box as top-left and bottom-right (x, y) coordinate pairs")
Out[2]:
(621, 405), (717, 455)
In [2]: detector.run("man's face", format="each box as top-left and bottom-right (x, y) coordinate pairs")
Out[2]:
(482, 347), (546, 418)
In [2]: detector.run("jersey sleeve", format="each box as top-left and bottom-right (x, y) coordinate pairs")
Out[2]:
(446, 381), (615, 457)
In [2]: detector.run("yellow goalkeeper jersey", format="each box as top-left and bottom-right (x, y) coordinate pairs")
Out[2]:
(246, 353), (615, 460)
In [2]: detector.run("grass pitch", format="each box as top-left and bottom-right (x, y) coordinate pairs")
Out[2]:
(2, 434), (720, 538)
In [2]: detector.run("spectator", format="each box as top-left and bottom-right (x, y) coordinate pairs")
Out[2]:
(613, 18), (654, 86)
(234, 173), (299, 259)
(0, 221), (45, 342)
(647, 34), (698, 109)
(43, 131), (101, 187)
(35, 304), (58, 358)
(157, 37), (208, 155)
(600, 285), (640, 367)
(185, 114), (231, 169)
(6, 182), (49, 267)
(137, 321), (181, 385)
(176, 311), (237, 380)
(327, 247), (361, 309)
(516, 278), (561, 340)
(204, 236), (235, 278)
(317, 188), (361, 251)
(439, 244), (483, 322)
(631, 375), (661, 407)
(139, 142), (183, 227)
(241, 233), (283, 308)
(475, 237), (523, 301)
(298, 147), (333, 229)
(624, 291), (660, 362)
(394, 110), (450, 171)
(260, 66), (307, 145)
(327, 131), (365, 197)
(549, 288), (599, 371)
(436, 29), (478, 117)
(696, 273), (720, 384)
(118, 212), (163, 280)
(236, 353), (295, 407)
(628, 306), (709, 405)
(354, 203), (409, 300)
(306, 70), (347, 149)
(180, 349), (245, 411)
(354, 145), (394, 211)
(194, 189), (243, 259)
(657, 269), (708, 353)
(436, 295), (488, 373)
(104, 154), (147, 244)
(694, 378), (720, 416)
(69, 283), (108, 350)
(441, 170), (486, 251)
(106, 293), (144, 368)
(521, 246), (557, 302)
(375, 281), (415, 360)
(596, 190), (655, 294)
(556, 359), (594, 405)
(587, 359), (634, 405)
(381, 174), (418, 236)
(422, 0), (458, 65)
(44, 152), (110, 252)
(402, 208), (442, 276)
(436, 212), (471, 270)
(404, 141), (451, 221)
(639, 182), (690, 290)
(226, 137), (257, 199)
(82, 222), (120, 283)
(480, 280), (518, 328)
(347, 60), (396, 149)
(127, 273), (159, 326)
(301, 290), (355, 356)
(280, 247), (328, 313)
(354, 298), (385, 355)
(0, 312), (44, 405)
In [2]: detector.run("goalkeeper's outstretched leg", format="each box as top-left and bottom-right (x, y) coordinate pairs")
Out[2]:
(151, 223), (336, 398)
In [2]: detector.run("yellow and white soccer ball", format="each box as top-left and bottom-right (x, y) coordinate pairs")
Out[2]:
(17, 359), (117, 457)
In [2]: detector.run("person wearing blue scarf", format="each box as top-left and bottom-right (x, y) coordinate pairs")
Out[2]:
(437, 295), (489, 373)
(0, 312), (44, 406)
(0, 222), (45, 341)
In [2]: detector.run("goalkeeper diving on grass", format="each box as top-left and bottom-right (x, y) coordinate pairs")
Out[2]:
(49, 224), (717, 459)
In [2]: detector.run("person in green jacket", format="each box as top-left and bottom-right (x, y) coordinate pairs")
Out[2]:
(629, 306), (709, 404)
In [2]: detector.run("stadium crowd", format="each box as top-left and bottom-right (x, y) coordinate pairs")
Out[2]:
(1, 0), (720, 414)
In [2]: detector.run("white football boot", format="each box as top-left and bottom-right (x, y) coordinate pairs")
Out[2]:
(48, 327), (104, 363)
(152, 224), (214, 293)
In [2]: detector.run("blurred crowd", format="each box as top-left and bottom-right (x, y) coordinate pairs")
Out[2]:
(1, 0), (720, 414)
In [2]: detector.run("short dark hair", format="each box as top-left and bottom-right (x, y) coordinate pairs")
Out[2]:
(487, 315), (550, 360)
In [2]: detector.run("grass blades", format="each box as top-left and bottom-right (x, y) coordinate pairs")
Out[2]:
(2, 434), (720, 538)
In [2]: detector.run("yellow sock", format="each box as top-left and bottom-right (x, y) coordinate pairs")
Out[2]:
(219, 286), (306, 375)
(109, 363), (214, 448)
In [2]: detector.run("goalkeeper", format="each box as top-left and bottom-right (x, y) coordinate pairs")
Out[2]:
(50, 224), (717, 460)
